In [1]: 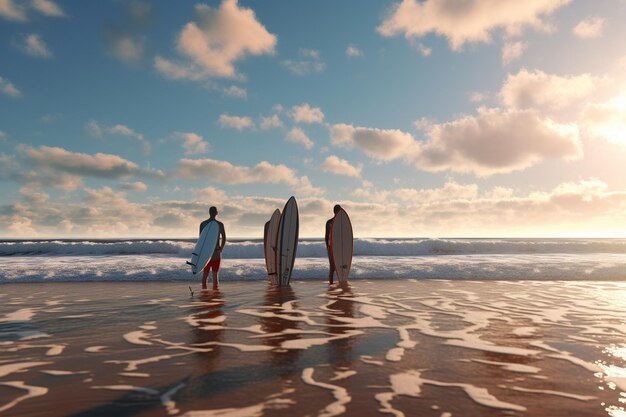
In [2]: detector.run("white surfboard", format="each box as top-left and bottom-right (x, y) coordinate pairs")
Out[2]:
(264, 209), (281, 284)
(276, 197), (299, 286)
(188, 220), (220, 275)
(330, 208), (353, 282)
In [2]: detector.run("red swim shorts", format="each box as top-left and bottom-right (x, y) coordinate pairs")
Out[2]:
(203, 257), (221, 272)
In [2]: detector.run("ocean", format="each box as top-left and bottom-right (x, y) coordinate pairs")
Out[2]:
(2, 237), (626, 282)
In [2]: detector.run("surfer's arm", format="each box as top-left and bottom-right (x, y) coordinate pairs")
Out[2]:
(219, 223), (226, 250)
(324, 220), (331, 247)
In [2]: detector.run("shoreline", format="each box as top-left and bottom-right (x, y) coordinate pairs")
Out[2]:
(1, 280), (625, 416)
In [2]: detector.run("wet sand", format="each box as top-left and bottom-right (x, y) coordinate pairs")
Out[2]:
(1, 280), (625, 417)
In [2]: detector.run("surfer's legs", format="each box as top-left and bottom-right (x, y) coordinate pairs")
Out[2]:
(327, 248), (335, 284)
(202, 267), (210, 289)
(211, 270), (219, 289)
(205, 257), (221, 289)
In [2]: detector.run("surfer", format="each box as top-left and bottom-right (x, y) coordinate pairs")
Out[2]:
(325, 204), (341, 284)
(200, 206), (226, 289)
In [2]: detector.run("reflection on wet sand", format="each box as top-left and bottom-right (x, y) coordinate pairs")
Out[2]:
(0, 280), (625, 417)
(258, 285), (302, 378)
(185, 289), (225, 397)
(325, 283), (355, 370)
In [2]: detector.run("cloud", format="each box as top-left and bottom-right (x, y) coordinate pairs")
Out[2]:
(330, 124), (416, 161)
(127, 0), (153, 25)
(31, 0), (65, 17)
(573, 16), (605, 39)
(24, 146), (142, 179)
(120, 181), (148, 192)
(500, 68), (600, 109)
(175, 158), (323, 195)
(389, 179), (478, 205)
(0, 0), (65, 21)
(0, 75), (22, 98)
(502, 41), (526, 65)
(155, 0), (276, 80)
(174, 131), (209, 155)
(286, 127), (314, 149)
(223, 85), (247, 99)
(260, 114), (282, 130)
(5, 177), (626, 237)
(282, 49), (325, 75)
(581, 92), (626, 145)
(40, 114), (60, 124)
(346, 45), (363, 58)
(322, 155), (362, 177)
(218, 114), (254, 130)
(409, 39), (432, 56)
(105, 27), (145, 65)
(392, 180), (478, 203)
(290, 103), (324, 124)
(87, 120), (151, 154)
(378, 0), (568, 51)
(0, 0), (26, 21)
(14, 33), (52, 58)
(410, 107), (582, 176)
(469, 92), (487, 103)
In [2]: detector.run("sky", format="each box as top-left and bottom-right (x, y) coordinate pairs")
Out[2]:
(2, 0), (626, 238)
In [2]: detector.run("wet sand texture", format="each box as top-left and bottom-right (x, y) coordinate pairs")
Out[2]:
(0, 280), (625, 416)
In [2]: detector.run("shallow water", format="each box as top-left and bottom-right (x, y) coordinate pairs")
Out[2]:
(0, 280), (625, 416)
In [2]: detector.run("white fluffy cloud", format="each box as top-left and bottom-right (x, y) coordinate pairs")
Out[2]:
(290, 103), (324, 124)
(6, 178), (626, 237)
(223, 85), (247, 99)
(346, 45), (363, 58)
(155, 0), (276, 80)
(24, 146), (142, 179)
(260, 115), (282, 130)
(582, 92), (626, 145)
(14, 33), (52, 58)
(410, 107), (582, 176)
(175, 158), (322, 195)
(0, 75), (21, 98)
(86, 120), (151, 154)
(105, 29), (145, 65)
(218, 114), (254, 130)
(573, 16), (605, 39)
(322, 155), (362, 178)
(0, 0), (64, 21)
(500, 69), (600, 109)
(392, 180), (478, 203)
(120, 181), (148, 192)
(286, 127), (314, 150)
(31, 0), (65, 17)
(0, 0), (26, 21)
(330, 124), (415, 161)
(282, 49), (325, 75)
(174, 132), (209, 155)
(502, 41), (526, 65)
(378, 0), (568, 50)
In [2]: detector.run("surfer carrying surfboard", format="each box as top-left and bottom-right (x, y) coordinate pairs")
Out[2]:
(325, 204), (341, 284)
(199, 206), (226, 289)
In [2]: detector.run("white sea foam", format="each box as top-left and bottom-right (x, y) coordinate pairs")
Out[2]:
(2, 238), (626, 282)
(91, 385), (159, 395)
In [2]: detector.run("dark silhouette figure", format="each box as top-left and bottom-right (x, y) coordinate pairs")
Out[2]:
(325, 204), (341, 284)
(199, 206), (226, 289)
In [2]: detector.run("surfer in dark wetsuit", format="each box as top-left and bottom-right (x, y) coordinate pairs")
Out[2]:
(199, 206), (226, 290)
(325, 204), (341, 284)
